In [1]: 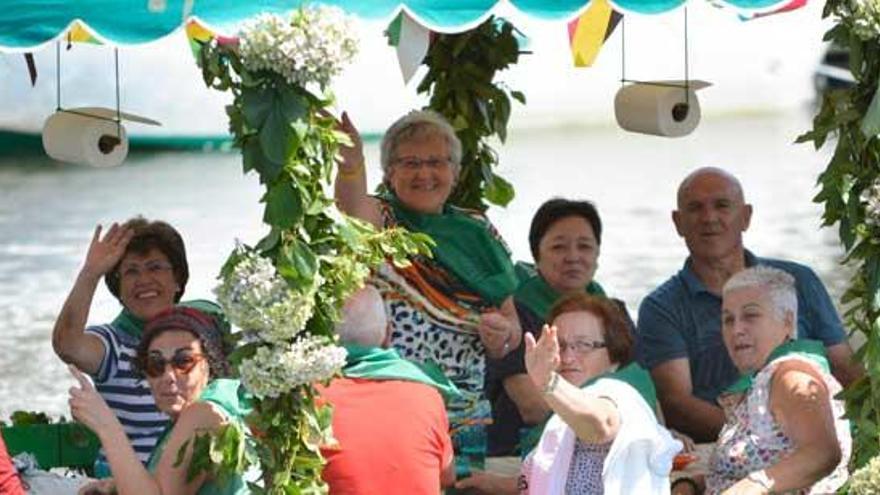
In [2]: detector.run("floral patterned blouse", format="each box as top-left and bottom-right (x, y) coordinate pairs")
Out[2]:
(519, 439), (612, 494)
(707, 355), (851, 494)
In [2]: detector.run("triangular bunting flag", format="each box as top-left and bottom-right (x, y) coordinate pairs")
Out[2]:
(68, 21), (101, 45)
(568, 0), (622, 68)
(186, 19), (216, 61)
(386, 11), (431, 84)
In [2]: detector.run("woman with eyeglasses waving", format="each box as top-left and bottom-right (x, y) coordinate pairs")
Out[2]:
(335, 110), (523, 474)
(52, 217), (225, 477)
(485, 198), (638, 459)
(71, 307), (250, 495)
(456, 293), (681, 494)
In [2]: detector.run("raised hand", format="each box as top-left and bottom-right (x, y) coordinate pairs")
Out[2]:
(337, 111), (364, 172)
(525, 324), (561, 390)
(68, 365), (118, 435)
(82, 223), (134, 278)
(478, 297), (522, 359)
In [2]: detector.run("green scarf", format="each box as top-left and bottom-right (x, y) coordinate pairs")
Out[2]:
(514, 270), (606, 322)
(111, 299), (227, 340)
(111, 308), (144, 339)
(519, 363), (655, 455)
(342, 345), (462, 403)
(723, 339), (829, 395)
(384, 193), (519, 306)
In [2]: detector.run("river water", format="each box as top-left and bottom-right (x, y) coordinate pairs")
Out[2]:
(0, 109), (848, 419)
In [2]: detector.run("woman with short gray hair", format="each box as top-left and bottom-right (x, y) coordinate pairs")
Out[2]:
(705, 265), (851, 494)
(334, 110), (522, 475)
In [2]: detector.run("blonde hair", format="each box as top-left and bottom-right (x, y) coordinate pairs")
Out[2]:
(379, 110), (462, 186)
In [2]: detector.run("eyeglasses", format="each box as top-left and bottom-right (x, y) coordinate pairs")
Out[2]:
(392, 156), (452, 171)
(117, 260), (173, 281)
(558, 339), (607, 355)
(142, 350), (205, 378)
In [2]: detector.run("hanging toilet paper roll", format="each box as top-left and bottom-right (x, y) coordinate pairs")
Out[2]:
(42, 111), (129, 167)
(614, 81), (711, 138)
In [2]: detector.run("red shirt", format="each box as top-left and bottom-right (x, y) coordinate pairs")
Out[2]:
(319, 378), (453, 495)
(0, 434), (24, 495)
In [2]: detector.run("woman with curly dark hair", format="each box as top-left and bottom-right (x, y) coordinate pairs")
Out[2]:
(51, 217), (223, 477)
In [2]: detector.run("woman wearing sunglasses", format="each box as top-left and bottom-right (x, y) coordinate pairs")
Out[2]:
(456, 293), (681, 494)
(53, 217), (225, 477)
(70, 307), (250, 495)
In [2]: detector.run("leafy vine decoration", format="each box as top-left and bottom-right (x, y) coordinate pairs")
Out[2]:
(415, 16), (527, 211)
(799, 0), (880, 489)
(189, 8), (432, 493)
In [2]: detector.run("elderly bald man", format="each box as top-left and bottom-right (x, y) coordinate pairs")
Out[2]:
(636, 167), (862, 443)
(319, 285), (457, 494)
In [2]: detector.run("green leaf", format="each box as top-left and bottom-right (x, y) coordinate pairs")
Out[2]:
(861, 78), (880, 138)
(511, 90), (526, 104)
(241, 86), (274, 129)
(263, 181), (303, 229)
(260, 107), (293, 166)
(256, 229), (281, 254)
(484, 171), (515, 206)
(279, 87), (308, 124)
(243, 138), (283, 184)
(278, 239), (319, 283)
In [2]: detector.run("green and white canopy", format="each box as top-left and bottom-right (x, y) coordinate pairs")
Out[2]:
(1, 0), (800, 51)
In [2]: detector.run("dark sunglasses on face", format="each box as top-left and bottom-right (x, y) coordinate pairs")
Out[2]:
(142, 350), (205, 378)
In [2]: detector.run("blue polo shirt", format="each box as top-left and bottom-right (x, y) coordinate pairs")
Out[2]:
(636, 251), (846, 403)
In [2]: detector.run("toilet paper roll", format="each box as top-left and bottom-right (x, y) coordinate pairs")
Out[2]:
(42, 111), (129, 167)
(614, 81), (709, 138)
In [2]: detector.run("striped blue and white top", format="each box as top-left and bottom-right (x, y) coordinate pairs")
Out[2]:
(86, 323), (169, 465)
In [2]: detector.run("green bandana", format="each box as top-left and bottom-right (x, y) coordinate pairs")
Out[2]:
(519, 363), (655, 455)
(342, 345), (462, 403)
(111, 299), (228, 340)
(514, 270), (606, 322)
(723, 339), (829, 395)
(384, 193), (519, 306)
(111, 308), (144, 339)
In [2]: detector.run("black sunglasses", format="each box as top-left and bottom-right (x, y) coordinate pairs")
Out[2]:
(142, 350), (205, 378)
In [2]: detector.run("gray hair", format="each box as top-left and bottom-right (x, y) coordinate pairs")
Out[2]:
(723, 266), (798, 336)
(379, 110), (462, 187)
(335, 285), (387, 347)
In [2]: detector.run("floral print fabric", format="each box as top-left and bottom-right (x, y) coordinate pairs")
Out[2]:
(707, 355), (851, 494)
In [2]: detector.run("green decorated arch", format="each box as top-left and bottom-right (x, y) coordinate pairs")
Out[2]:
(3, 1), (880, 493)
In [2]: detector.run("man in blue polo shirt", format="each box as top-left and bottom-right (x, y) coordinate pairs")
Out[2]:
(636, 167), (862, 442)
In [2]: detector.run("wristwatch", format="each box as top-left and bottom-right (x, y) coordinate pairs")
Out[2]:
(542, 371), (560, 395)
(746, 470), (774, 493)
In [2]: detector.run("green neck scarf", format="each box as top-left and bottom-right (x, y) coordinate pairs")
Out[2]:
(723, 339), (829, 395)
(519, 362), (655, 455)
(384, 193), (519, 306)
(514, 271), (606, 322)
(342, 344), (462, 403)
(111, 308), (144, 339)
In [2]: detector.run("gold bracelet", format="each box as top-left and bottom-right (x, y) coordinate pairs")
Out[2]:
(542, 372), (560, 395)
(337, 159), (364, 180)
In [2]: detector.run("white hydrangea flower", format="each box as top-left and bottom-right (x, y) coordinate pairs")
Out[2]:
(240, 336), (348, 399)
(851, 454), (880, 495)
(860, 178), (880, 227)
(214, 250), (316, 344)
(238, 6), (358, 87)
